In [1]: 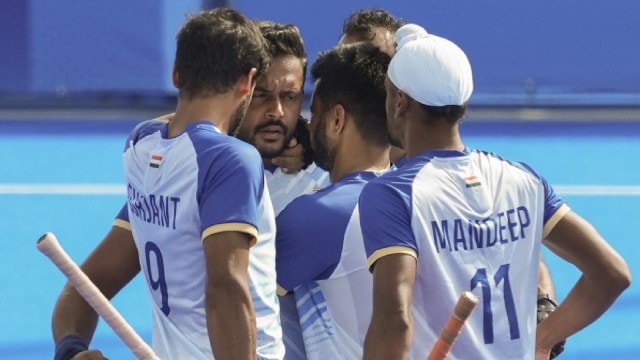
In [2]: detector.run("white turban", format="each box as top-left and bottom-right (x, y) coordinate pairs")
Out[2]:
(388, 24), (473, 106)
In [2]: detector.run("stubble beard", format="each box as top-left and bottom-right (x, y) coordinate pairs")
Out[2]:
(311, 124), (335, 173)
(229, 97), (251, 136)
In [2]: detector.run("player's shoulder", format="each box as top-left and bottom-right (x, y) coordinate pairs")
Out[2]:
(126, 118), (167, 147)
(216, 136), (262, 165)
(359, 166), (417, 206)
(367, 162), (413, 187)
(278, 183), (340, 224)
(186, 123), (261, 163)
(281, 188), (322, 214)
(473, 148), (544, 181)
(287, 176), (363, 214)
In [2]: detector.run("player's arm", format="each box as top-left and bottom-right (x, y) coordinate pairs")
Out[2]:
(51, 224), (140, 360)
(536, 252), (566, 359)
(535, 210), (630, 357)
(363, 252), (417, 360)
(275, 198), (343, 295)
(203, 231), (256, 360)
(537, 253), (556, 299)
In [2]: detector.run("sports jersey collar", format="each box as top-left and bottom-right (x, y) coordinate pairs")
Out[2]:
(185, 121), (222, 133)
(415, 147), (471, 160)
(393, 154), (410, 168)
(160, 120), (222, 139)
(335, 170), (382, 184)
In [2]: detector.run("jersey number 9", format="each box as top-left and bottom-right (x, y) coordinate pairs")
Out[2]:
(145, 241), (171, 316)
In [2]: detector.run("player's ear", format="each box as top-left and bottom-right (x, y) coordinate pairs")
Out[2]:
(236, 68), (258, 98)
(331, 103), (347, 134)
(172, 64), (180, 88)
(395, 90), (409, 118)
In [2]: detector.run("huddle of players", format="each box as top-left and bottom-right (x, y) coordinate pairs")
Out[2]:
(50, 6), (630, 360)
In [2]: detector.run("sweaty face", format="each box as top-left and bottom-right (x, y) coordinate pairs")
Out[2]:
(236, 55), (304, 159)
(308, 87), (337, 172)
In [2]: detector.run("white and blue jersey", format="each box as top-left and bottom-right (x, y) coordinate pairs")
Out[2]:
(264, 162), (329, 360)
(359, 148), (569, 360)
(115, 141), (329, 360)
(121, 119), (284, 360)
(265, 162), (330, 216)
(276, 171), (382, 360)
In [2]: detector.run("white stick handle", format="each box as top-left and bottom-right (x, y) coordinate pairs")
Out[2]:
(37, 232), (159, 360)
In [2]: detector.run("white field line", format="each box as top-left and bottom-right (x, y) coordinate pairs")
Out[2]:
(1, 183), (640, 196)
(553, 185), (640, 196)
(0, 183), (126, 195)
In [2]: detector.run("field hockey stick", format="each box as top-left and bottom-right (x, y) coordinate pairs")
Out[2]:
(37, 232), (159, 360)
(427, 291), (479, 360)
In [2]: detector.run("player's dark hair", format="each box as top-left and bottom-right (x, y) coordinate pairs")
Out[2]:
(174, 8), (269, 99)
(342, 8), (405, 42)
(256, 20), (307, 85)
(311, 43), (391, 147)
(418, 104), (468, 124)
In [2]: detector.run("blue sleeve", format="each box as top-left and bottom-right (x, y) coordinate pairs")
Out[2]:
(116, 202), (129, 222)
(540, 173), (566, 222)
(511, 160), (566, 222)
(275, 195), (345, 292)
(359, 179), (416, 259)
(196, 141), (265, 233)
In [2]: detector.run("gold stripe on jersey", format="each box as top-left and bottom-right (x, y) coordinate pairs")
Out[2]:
(202, 222), (258, 246)
(543, 203), (571, 238)
(367, 245), (417, 271)
(113, 218), (131, 231)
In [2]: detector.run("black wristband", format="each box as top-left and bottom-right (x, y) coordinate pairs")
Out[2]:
(537, 293), (558, 307)
(54, 335), (88, 360)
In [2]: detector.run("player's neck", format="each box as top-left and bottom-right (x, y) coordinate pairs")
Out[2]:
(389, 146), (407, 164)
(168, 95), (237, 137)
(330, 141), (390, 183)
(405, 120), (464, 157)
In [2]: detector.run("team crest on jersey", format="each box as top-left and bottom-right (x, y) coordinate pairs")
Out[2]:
(464, 175), (481, 188)
(149, 155), (163, 168)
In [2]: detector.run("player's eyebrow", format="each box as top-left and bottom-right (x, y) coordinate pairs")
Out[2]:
(254, 86), (271, 92)
(282, 89), (301, 95)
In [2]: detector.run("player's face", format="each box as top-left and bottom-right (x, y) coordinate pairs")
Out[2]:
(308, 87), (337, 172)
(236, 55), (304, 159)
(338, 27), (396, 55)
(385, 76), (404, 148)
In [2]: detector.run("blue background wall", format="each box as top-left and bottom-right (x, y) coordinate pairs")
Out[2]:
(1, 1), (639, 105)
(0, 0), (200, 99)
(235, 0), (640, 105)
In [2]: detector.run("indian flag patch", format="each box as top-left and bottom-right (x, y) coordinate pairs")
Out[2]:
(464, 175), (481, 188)
(149, 155), (163, 168)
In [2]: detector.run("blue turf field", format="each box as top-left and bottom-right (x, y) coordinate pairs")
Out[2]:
(1, 115), (639, 359)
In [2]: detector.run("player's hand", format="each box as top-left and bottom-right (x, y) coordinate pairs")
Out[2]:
(71, 349), (109, 359)
(537, 294), (566, 359)
(272, 138), (305, 174)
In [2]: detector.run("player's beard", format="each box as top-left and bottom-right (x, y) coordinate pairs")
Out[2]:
(229, 97), (251, 136)
(311, 122), (336, 173)
(252, 119), (294, 159)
